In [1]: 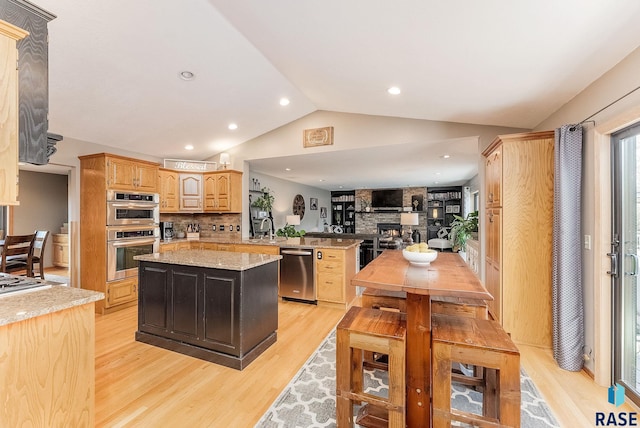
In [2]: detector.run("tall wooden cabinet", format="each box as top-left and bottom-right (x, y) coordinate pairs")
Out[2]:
(0, 20), (28, 205)
(482, 130), (554, 348)
(79, 153), (159, 314)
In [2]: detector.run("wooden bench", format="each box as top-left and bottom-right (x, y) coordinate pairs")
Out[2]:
(431, 314), (521, 427)
(336, 306), (407, 428)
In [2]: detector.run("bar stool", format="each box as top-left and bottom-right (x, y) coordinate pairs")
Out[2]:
(431, 313), (521, 428)
(336, 306), (406, 428)
(431, 295), (488, 320)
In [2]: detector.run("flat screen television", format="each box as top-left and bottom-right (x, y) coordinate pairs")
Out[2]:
(371, 189), (403, 208)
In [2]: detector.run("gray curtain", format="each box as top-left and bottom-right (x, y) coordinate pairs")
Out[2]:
(552, 124), (585, 371)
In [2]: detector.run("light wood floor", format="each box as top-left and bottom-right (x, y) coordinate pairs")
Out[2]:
(92, 297), (640, 427)
(94, 301), (346, 427)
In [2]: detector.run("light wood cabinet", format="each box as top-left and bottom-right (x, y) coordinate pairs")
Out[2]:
(485, 147), (502, 208)
(105, 277), (137, 308)
(106, 155), (158, 192)
(159, 241), (192, 252)
(204, 171), (242, 212)
(482, 130), (554, 348)
(52, 233), (69, 267)
(158, 168), (179, 212)
(179, 173), (203, 211)
(0, 21), (28, 206)
(79, 153), (160, 314)
(233, 243), (280, 255)
(315, 247), (357, 308)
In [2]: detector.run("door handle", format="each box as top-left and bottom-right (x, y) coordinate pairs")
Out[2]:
(607, 252), (618, 277)
(626, 253), (639, 276)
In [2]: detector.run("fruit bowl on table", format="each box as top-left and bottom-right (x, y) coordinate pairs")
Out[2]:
(402, 247), (438, 266)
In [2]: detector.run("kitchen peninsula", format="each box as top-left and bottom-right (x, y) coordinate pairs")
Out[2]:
(134, 249), (281, 370)
(159, 236), (362, 308)
(0, 286), (104, 426)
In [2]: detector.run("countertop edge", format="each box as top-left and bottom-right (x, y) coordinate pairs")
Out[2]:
(136, 250), (282, 271)
(0, 286), (104, 327)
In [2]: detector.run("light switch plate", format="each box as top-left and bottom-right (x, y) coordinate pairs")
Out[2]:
(584, 234), (591, 250)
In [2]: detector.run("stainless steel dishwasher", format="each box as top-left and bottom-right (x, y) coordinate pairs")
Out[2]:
(279, 247), (315, 303)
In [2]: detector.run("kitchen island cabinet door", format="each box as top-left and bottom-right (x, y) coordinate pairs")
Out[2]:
(139, 264), (169, 334)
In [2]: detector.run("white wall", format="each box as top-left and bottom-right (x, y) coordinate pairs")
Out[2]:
(249, 171), (331, 233)
(533, 45), (640, 382)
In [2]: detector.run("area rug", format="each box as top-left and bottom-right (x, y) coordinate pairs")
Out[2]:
(255, 330), (560, 428)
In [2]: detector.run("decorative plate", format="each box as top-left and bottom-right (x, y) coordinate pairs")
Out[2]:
(293, 194), (305, 220)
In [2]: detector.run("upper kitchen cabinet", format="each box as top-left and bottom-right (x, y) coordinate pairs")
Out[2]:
(179, 173), (203, 211)
(79, 153), (159, 194)
(106, 155), (158, 192)
(158, 168), (179, 212)
(0, 0), (57, 165)
(0, 20), (28, 205)
(204, 170), (242, 213)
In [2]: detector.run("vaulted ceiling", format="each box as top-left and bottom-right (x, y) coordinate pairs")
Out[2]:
(34, 0), (640, 187)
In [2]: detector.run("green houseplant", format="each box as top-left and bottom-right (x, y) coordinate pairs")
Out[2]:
(276, 224), (306, 238)
(251, 187), (274, 213)
(449, 211), (478, 252)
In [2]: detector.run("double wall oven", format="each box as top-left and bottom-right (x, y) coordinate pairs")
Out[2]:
(106, 191), (159, 282)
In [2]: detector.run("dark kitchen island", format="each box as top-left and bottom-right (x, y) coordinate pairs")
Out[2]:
(134, 250), (281, 370)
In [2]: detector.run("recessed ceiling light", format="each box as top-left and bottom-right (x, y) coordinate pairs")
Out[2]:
(434, 181), (440, 184)
(178, 71), (195, 81)
(441, 154), (451, 159)
(387, 86), (401, 95)
(279, 97), (290, 106)
(319, 179), (325, 182)
(185, 144), (194, 150)
(285, 168), (291, 171)
(435, 172), (441, 175)
(228, 123), (238, 130)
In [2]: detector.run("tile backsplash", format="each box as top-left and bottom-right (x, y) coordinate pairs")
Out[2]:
(160, 213), (242, 238)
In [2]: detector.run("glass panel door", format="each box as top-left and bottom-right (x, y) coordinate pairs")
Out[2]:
(612, 124), (640, 406)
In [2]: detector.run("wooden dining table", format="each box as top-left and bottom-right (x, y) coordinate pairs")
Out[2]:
(351, 249), (492, 427)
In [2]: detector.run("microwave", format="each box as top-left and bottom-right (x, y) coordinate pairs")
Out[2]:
(106, 190), (159, 226)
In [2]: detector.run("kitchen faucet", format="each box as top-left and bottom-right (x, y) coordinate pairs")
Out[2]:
(260, 217), (274, 240)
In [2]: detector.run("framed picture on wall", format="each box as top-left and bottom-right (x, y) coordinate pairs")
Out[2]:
(310, 198), (318, 210)
(320, 207), (327, 218)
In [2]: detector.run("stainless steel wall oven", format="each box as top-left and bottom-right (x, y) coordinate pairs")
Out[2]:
(107, 225), (159, 281)
(106, 190), (159, 226)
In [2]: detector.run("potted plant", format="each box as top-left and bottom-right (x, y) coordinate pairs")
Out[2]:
(449, 211), (478, 255)
(276, 224), (306, 238)
(252, 187), (274, 216)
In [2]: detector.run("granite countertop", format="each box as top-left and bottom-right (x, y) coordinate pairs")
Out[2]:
(0, 286), (104, 327)
(161, 236), (363, 250)
(135, 249), (282, 270)
(304, 232), (382, 240)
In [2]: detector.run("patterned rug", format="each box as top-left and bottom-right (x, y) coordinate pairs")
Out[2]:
(256, 330), (560, 428)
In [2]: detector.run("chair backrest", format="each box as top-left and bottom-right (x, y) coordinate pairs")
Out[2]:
(32, 230), (50, 259)
(1, 233), (35, 272)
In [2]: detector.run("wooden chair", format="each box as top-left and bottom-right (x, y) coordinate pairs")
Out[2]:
(431, 314), (521, 427)
(1, 233), (36, 276)
(336, 306), (406, 428)
(30, 230), (50, 279)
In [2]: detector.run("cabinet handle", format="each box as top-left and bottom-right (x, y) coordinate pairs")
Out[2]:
(488, 192), (493, 202)
(488, 213), (494, 223)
